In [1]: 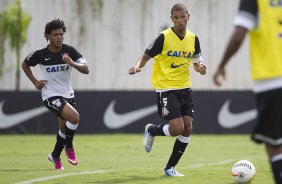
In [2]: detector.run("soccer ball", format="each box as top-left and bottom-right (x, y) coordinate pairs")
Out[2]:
(231, 160), (256, 183)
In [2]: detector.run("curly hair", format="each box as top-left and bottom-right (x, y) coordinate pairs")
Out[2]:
(44, 18), (67, 40)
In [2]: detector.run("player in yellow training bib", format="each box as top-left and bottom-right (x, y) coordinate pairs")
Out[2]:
(213, 0), (282, 183)
(129, 3), (206, 177)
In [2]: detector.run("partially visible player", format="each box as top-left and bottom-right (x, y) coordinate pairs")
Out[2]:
(129, 3), (206, 176)
(213, 0), (282, 183)
(22, 18), (89, 170)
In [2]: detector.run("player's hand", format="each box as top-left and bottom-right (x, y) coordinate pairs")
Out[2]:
(129, 66), (141, 75)
(213, 68), (225, 86)
(34, 80), (48, 90)
(62, 53), (73, 65)
(194, 62), (206, 75)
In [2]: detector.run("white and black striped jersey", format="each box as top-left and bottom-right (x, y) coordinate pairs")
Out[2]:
(24, 44), (87, 100)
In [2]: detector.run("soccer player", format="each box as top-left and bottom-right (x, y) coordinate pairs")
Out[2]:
(129, 3), (206, 176)
(213, 0), (282, 183)
(21, 18), (89, 170)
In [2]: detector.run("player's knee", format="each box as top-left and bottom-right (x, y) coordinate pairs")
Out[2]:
(185, 126), (192, 135)
(170, 126), (184, 136)
(73, 114), (79, 124)
(69, 113), (79, 124)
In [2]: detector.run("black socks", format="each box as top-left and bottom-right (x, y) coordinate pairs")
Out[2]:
(148, 124), (166, 136)
(165, 138), (188, 170)
(52, 132), (66, 158)
(65, 125), (76, 149)
(271, 159), (282, 184)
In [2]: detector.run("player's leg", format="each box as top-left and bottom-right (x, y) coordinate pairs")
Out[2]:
(164, 116), (192, 173)
(163, 116), (192, 176)
(163, 88), (194, 176)
(143, 91), (179, 152)
(147, 116), (184, 136)
(44, 97), (67, 170)
(48, 118), (66, 170)
(54, 117), (67, 157)
(252, 88), (282, 183)
(61, 103), (79, 148)
(148, 89), (191, 136)
(266, 145), (282, 184)
(61, 103), (79, 165)
(48, 117), (66, 169)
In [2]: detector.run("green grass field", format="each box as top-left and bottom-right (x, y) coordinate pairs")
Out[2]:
(0, 134), (274, 184)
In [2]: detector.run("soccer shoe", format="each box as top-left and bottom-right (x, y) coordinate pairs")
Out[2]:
(65, 148), (78, 165)
(164, 167), (184, 177)
(143, 123), (155, 153)
(48, 154), (64, 170)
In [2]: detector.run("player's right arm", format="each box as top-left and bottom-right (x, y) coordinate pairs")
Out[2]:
(213, 0), (256, 86)
(129, 53), (151, 75)
(129, 33), (164, 75)
(22, 50), (47, 90)
(21, 61), (47, 90)
(213, 26), (248, 86)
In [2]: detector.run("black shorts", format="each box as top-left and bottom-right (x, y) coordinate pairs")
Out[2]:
(43, 96), (76, 118)
(252, 88), (282, 146)
(157, 88), (195, 121)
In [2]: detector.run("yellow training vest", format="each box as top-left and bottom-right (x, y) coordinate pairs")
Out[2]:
(152, 28), (196, 89)
(249, 0), (282, 80)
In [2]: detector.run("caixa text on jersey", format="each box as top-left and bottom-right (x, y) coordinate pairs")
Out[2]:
(46, 65), (70, 73)
(167, 50), (192, 58)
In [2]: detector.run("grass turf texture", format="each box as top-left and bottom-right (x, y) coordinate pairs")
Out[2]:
(0, 134), (273, 184)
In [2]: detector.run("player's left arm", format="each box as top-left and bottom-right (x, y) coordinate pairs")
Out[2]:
(193, 62), (206, 75)
(193, 36), (206, 75)
(62, 53), (89, 74)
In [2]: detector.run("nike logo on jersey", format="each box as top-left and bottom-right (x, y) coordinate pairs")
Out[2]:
(171, 63), (184, 68)
(0, 101), (48, 129)
(103, 100), (157, 129)
(44, 58), (51, 61)
(218, 99), (257, 128)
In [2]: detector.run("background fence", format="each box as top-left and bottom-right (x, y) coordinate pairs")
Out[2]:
(0, 91), (257, 134)
(0, 0), (252, 91)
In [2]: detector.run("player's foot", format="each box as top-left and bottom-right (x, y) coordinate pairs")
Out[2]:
(48, 154), (64, 170)
(65, 148), (78, 165)
(164, 167), (184, 177)
(143, 123), (155, 153)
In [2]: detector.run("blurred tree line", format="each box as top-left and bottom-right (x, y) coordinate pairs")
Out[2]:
(0, 0), (31, 91)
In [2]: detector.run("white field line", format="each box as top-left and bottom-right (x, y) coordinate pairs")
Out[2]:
(15, 170), (107, 184)
(16, 158), (260, 184)
(181, 159), (234, 169)
(180, 156), (261, 170)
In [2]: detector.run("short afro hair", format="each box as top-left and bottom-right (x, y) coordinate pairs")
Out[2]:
(171, 3), (188, 15)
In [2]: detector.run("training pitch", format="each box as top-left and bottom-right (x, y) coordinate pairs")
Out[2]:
(0, 134), (273, 184)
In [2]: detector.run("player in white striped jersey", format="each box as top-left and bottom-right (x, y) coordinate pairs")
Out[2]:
(22, 18), (89, 170)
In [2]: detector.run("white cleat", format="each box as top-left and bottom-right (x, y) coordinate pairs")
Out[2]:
(143, 124), (155, 153)
(164, 167), (184, 177)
